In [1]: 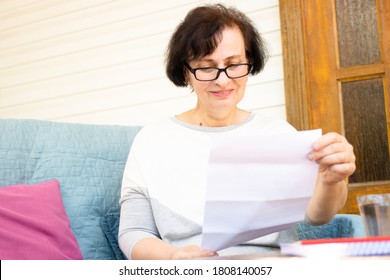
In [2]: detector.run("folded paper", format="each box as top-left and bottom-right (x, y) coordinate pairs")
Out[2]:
(201, 129), (322, 251)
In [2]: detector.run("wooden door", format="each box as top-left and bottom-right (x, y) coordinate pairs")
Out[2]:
(280, 0), (390, 214)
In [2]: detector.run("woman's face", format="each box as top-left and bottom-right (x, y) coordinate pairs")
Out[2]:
(186, 26), (249, 113)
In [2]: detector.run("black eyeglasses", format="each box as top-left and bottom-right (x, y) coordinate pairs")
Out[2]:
(185, 63), (252, 81)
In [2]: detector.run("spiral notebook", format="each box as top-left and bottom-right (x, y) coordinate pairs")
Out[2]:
(281, 236), (390, 257)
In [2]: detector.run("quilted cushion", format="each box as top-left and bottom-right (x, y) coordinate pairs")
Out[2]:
(0, 119), (141, 259)
(101, 211), (126, 260)
(0, 180), (83, 260)
(296, 214), (366, 240)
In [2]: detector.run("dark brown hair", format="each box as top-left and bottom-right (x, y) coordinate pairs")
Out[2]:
(165, 4), (269, 87)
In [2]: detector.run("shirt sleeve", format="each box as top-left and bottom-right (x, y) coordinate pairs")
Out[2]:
(118, 132), (160, 260)
(118, 188), (160, 259)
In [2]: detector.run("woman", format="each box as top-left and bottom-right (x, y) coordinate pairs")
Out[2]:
(118, 4), (355, 260)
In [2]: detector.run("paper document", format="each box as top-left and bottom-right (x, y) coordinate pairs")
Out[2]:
(201, 129), (322, 251)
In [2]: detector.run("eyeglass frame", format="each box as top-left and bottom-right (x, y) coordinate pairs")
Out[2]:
(184, 62), (252, 81)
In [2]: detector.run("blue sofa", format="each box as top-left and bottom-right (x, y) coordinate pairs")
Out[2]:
(0, 119), (366, 259)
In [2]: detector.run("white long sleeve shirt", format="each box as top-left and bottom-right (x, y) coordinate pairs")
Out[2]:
(119, 113), (298, 259)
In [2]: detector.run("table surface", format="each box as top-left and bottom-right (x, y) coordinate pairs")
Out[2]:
(202, 252), (390, 260)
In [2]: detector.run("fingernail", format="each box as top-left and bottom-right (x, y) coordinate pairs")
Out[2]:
(205, 250), (217, 256)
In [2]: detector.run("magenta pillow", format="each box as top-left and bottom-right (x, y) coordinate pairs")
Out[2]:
(0, 180), (83, 260)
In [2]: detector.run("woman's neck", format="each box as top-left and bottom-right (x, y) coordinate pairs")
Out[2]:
(177, 107), (249, 127)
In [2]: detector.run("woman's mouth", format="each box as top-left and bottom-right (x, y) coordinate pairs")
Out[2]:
(211, 89), (233, 97)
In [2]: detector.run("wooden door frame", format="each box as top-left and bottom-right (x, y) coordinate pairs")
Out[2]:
(280, 0), (389, 132)
(279, 0), (342, 133)
(279, 0), (390, 214)
(279, 0), (310, 132)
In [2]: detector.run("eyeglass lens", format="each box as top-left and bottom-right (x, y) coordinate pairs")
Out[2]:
(194, 64), (250, 81)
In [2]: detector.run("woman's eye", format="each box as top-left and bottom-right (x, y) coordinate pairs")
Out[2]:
(199, 68), (216, 73)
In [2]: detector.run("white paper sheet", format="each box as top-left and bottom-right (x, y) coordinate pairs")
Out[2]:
(201, 129), (322, 251)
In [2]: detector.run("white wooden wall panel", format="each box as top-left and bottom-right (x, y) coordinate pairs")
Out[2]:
(0, 0), (40, 13)
(0, 0), (285, 126)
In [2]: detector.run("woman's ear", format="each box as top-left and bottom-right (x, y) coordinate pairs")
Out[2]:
(186, 78), (194, 92)
(184, 71), (191, 88)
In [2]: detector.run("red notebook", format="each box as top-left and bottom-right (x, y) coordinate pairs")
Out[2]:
(281, 236), (390, 257)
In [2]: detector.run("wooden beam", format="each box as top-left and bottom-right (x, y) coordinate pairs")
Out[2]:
(336, 64), (385, 81)
(279, 0), (310, 131)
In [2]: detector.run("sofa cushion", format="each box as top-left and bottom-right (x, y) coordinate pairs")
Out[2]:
(101, 211), (126, 260)
(0, 119), (141, 259)
(296, 214), (366, 239)
(0, 180), (83, 260)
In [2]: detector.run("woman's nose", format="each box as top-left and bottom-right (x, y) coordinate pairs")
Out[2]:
(214, 69), (230, 85)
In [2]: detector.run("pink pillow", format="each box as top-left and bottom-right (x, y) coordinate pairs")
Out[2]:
(0, 180), (83, 260)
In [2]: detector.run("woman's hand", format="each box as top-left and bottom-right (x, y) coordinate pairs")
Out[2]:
(309, 132), (356, 185)
(131, 238), (218, 260)
(171, 245), (218, 260)
(305, 132), (355, 224)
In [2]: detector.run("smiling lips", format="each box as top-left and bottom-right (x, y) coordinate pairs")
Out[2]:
(211, 89), (233, 97)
